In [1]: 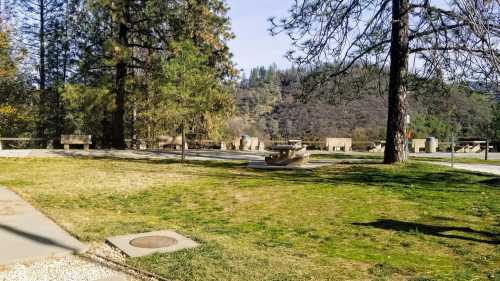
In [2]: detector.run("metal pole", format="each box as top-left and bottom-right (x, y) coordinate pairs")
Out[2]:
(181, 120), (186, 162)
(451, 133), (455, 168)
(404, 114), (410, 161)
(485, 139), (489, 161)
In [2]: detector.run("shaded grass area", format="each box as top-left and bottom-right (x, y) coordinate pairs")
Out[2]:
(413, 156), (500, 166)
(313, 152), (500, 167)
(312, 152), (384, 160)
(0, 157), (499, 280)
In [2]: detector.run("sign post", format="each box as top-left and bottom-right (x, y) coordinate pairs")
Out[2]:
(451, 133), (455, 168)
(485, 139), (489, 161)
(404, 114), (411, 160)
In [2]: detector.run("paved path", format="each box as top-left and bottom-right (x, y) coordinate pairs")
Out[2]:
(0, 149), (266, 162)
(427, 162), (500, 176)
(4, 149), (500, 176)
(0, 150), (32, 158)
(0, 187), (87, 265)
(411, 152), (500, 159)
(3, 149), (500, 161)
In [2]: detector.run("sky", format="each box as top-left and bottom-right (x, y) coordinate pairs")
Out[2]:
(226, 0), (294, 77)
(225, 0), (455, 78)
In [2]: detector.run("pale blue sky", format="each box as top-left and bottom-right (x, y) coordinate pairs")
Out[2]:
(226, 0), (294, 76)
(226, 0), (452, 77)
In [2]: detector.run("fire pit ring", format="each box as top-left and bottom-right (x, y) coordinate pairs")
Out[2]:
(129, 235), (178, 249)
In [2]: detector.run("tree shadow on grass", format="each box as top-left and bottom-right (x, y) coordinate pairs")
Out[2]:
(353, 219), (499, 245)
(51, 154), (499, 192)
(0, 224), (81, 251)
(478, 177), (500, 188)
(191, 163), (495, 194)
(54, 153), (246, 169)
(312, 153), (384, 160)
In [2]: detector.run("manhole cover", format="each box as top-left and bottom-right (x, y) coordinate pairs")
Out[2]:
(129, 235), (178, 249)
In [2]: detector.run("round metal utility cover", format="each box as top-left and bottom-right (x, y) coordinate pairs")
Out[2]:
(129, 235), (178, 249)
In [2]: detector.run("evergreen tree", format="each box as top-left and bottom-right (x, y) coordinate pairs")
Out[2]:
(143, 40), (234, 154)
(15, 0), (76, 143)
(76, 0), (235, 148)
(0, 23), (33, 137)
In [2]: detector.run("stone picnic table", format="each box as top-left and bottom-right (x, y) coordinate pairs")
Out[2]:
(265, 140), (310, 166)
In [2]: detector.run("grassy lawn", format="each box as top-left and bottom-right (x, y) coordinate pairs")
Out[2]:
(313, 152), (500, 166)
(412, 157), (500, 166)
(0, 157), (499, 280)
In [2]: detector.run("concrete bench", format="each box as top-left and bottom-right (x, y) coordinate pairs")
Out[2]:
(412, 139), (426, 153)
(61, 135), (92, 151)
(456, 144), (481, 153)
(326, 138), (352, 152)
(158, 135), (188, 150)
(250, 137), (260, 151)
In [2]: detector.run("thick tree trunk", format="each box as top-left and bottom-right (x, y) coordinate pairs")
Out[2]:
(111, 21), (128, 149)
(384, 0), (410, 164)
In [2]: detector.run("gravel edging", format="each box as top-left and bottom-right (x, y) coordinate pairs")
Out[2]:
(0, 255), (131, 281)
(0, 242), (164, 281)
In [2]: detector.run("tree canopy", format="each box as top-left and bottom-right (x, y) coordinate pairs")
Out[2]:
(4, 0), (236, 148)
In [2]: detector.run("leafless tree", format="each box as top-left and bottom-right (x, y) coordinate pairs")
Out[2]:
(270, 0), (499, 163)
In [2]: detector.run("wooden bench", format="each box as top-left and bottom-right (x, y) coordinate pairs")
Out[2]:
(61, 135), (92, 151)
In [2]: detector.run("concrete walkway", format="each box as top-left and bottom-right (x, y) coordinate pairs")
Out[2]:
(428, 162), (500, 176)
(0, 150), (32, 158)
(0, 149), (266, 162)
(0, 187), (87, 265)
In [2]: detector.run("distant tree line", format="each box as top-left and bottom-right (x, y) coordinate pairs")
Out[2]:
(234, 64), (497, 143)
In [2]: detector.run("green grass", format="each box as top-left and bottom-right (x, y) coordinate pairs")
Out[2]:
(312, 152), (384, 160)
(313, 151), (500, 165)
(413, 156), (500, 165)
(0, 157), (499, 280)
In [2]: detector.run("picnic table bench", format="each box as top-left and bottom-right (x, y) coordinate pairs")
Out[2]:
(265, 140), (310, 166)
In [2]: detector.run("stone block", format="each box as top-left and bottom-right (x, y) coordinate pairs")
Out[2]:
(325, 138), (352, 152)
(412, 139), (426, 153)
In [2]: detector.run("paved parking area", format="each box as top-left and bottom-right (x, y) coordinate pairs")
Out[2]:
(427, 162), (500, 176)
